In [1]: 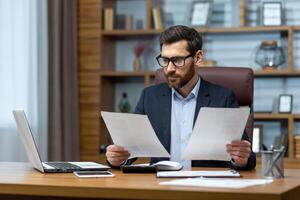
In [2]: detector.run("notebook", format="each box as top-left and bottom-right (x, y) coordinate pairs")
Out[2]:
(13, 110), (110, 173)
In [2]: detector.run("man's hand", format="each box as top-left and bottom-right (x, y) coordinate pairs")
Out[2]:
(106, 145), (130, 167)
(226, 140), (252, 167)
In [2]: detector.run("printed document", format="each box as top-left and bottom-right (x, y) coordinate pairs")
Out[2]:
(182, 107), (250, 161)
(160, 178), (273, 189)
(101, 111), (170, 158)
(157, 170), (240, 178)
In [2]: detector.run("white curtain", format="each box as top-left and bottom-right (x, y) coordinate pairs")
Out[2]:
(0, 0), (48, 161)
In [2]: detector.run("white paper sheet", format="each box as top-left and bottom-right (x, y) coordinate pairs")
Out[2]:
(101, 111), (170, 158)
(160, 178), (273, 189)
(182, 107), (250, 161)
(157, 170), (240, 178)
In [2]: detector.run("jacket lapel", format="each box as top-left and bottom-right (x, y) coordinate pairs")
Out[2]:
(193, 78), (211, 125)
(159, 84), (172, 153)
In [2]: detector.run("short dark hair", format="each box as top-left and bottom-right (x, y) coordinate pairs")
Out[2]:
(159, 25), (202, 55)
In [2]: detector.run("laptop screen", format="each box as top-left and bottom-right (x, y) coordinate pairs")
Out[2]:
(12, 110), (45, 172)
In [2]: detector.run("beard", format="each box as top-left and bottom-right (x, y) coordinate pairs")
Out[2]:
(165, 64), (195, 89)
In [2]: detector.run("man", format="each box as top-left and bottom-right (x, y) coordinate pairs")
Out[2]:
(106, 25), (256, 170)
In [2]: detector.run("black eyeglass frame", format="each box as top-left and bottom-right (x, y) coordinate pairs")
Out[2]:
(156, 54), (193, 68)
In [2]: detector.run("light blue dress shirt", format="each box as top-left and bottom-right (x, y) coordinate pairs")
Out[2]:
(170, 78), (201, 168)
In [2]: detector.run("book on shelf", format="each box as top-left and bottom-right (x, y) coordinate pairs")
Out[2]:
(295, 135), (300, 140)
(125, 15), (133, 30)
(152, 7), (163, 30)
(104, 8), (114, 30)
(115, 15), (133, 30)
(115, 14), (126, 29)
(294, 135), (300, 157)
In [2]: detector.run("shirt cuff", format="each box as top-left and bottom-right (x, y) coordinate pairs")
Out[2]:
(230, 159), (247, 168)
(106, 160), (126, 169)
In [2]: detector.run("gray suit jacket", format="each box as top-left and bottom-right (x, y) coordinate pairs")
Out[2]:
(132, 78), (256, 170)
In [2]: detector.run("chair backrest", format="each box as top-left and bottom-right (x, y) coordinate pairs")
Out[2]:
(154, 66), (254, 141)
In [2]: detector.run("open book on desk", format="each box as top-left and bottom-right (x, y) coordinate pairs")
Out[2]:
(121, 161), (183, 173)
(157, 170), (240, 178)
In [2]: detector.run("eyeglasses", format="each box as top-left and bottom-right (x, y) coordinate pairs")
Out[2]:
(156, 54), (193, 68)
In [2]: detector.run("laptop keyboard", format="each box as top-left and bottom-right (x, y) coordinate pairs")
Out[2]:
(46, 162), (81, 170)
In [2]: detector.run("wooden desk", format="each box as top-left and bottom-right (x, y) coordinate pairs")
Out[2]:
(0, 162), (300, 200)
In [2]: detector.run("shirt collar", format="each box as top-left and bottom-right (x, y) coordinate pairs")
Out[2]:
(172, 77), (201, 101)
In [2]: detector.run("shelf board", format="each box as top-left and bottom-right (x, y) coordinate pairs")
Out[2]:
(294, 115), (300, 120)
(254, 113), (293, 120)
(100, 26), (300, 36)
(293, 26), (300, 31)
(100, 71), (155, 77)
(254, 113), (300, 120)
(197, 26), (292, 33)
(254, 69), (300, 77)
(101, 29), (161, 36)
(100, 69), (300, 77)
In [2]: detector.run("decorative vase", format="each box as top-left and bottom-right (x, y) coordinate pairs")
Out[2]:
(254, 40), (285, 70)
(118, 92), (131, 113)
(133, 56), (141, 71)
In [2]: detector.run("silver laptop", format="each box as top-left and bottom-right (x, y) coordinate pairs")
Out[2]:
(13, 110), (110, 173)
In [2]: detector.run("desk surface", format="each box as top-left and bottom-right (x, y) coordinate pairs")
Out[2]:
(0, 162), (300, 200)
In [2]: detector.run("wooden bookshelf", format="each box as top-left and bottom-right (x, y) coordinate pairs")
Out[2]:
(78, 0), (300, 163)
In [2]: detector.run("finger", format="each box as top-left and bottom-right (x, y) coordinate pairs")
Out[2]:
(108, 156), (129, 163)
(106, 154), (129, 160)
(231, 155), (248, 166)
(106, 149), (130, 155)
(229, 151), (250, 159)
(106, 155), (129, 159)
(107, 145), (126, 151)
(227, 143), (251, 152)
(107, 154), (129, 162)
(230, 154), (248, 162)
(226, 143), (250, 149)
(230, 140), (251, 147)
(107, 145), (127, 152)
(106, 152), (130, 159)
(108, 157), (128, 164)
(227, 146), (251, 153)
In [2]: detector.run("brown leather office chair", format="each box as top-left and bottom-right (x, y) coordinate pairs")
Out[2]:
(154, 66), (254, 141)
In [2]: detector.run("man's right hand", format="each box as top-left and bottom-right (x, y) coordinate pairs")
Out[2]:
(106, 145), (130, 167)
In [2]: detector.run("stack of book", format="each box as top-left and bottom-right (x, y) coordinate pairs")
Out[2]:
(104, 8), (114, 30)
(115, 14), (133, 30)
(295, 135), (300, 158)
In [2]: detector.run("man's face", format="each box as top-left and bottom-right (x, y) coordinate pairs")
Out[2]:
(161, 40), (195, 89)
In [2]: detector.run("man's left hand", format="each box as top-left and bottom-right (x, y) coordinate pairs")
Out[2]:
(226, 140), (252, 167)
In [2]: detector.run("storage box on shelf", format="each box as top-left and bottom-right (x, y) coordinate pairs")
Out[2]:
(78, 0), (300, 163)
